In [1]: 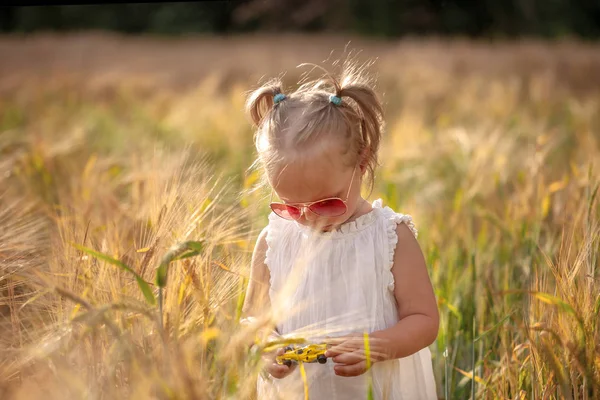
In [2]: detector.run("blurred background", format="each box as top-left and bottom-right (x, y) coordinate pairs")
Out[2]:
(1, 2), (600, 400)
(2, 1), (600, 37)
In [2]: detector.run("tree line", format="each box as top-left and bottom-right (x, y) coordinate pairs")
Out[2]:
(1, 0), (599, 38)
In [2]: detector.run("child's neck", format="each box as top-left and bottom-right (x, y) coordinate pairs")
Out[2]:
(321, 198), (372, 232)
(346, 197), (372, 223)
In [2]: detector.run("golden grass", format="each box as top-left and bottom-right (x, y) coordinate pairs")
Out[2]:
(0, 33), (599, 399)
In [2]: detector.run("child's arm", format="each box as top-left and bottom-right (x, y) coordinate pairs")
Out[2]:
(327, 223), (439, 377)
(241, 227), (271, 319)
(241, 227), (296, 379)
(372, 223), (439, 357)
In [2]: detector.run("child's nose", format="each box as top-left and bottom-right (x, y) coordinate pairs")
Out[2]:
(302, 206), (318, 221)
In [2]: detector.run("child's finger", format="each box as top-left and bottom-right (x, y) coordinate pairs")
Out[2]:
(325, 348), (344, 358)
(331, 350), (364, 365)
(324, 347), (341, 358)
(333, 348), (388, 363)
(268, 363), (295, 379)
(334, 360), (368, 377)
(325, 342), (359, 357)
(267, 363), (287, 377)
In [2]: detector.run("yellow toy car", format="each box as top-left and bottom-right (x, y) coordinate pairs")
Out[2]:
(276, 344), (328, 367)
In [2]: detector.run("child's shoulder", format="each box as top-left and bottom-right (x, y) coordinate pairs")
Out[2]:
(373, 199), (418, 239)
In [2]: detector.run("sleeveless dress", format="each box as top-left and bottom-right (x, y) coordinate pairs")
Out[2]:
(257, 199), (438, 400)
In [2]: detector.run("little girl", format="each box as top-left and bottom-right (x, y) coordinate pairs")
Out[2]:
(242, 64), (439, 400)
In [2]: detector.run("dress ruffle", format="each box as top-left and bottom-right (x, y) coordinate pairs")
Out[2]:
(291, 203), (380, 239)
(376, 199), (418, 291)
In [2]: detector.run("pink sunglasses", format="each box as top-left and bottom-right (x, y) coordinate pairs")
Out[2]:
(270, 166), (357, 221)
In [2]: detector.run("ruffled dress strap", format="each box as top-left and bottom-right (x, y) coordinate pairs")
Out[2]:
(264, 212), (281, 271)
(373, 199), (418, 291)
(264, 211), (304, 297)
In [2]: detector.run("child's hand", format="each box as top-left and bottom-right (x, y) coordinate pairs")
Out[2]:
(263, 347), (296, 379)
(261, 330), (296, 379)
(325, 333), (390, 377)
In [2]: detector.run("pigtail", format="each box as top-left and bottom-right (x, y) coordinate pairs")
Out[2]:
(245, 79), (284, 127)
(338, 69), (384, 189)
(339, 82), (383, 148)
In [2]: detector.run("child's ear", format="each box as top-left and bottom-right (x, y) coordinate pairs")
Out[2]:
(359, 149), (370, 174)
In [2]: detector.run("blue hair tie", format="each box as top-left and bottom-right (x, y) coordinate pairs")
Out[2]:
(329, 94), (342, 106)
(274, 93), (287, 105)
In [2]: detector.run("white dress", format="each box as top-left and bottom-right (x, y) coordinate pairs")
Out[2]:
(257, 199), (438, 400)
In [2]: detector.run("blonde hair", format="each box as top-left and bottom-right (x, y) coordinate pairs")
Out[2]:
(246, 63), (384, 192)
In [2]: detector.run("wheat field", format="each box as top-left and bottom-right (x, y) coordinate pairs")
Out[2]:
(0, 33), (599, 399)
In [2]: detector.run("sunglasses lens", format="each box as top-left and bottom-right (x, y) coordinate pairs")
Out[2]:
(270, 203), (302, 220)
(309, 199), (347, 217)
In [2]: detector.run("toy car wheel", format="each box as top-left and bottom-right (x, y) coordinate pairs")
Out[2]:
(317, 355), (327, 364)
(283, 359), (293, 367)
